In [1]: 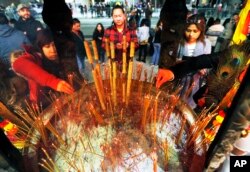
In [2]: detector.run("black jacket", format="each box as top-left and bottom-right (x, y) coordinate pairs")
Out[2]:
(14, 17), (43, 44)
(72, 31), (86, 58)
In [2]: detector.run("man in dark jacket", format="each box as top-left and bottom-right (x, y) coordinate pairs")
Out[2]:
(0, 13), (30, 75)
(14, 3), (44, 44)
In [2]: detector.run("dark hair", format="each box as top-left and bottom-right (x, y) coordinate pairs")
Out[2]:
(93, 23), (104, 35)
(0, 13), (8, 24)
(222, 18), (231, 27)
(214, 18), (221, 24)
(140, 18), (149, 27)
(187, 14), (206, 29)
(155, 19), (162, 31)
(72, 18), (80, 24)
(111, 5), (125, 16)
(35, 29), (54, 51)
(232, 12), (239, 17)
(206, 17), (215, 29)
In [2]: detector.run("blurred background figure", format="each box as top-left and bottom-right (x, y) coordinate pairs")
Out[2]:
(71, 18), (86, 75)
(92, 23), (105, 63)
(137, 18), (150, 63)
(14, 3), (44, 44)
(214, 13), (239, 52)
(151, 20), (162, 65)
(205, 17), (215, 32)
(144, 2), (152, 28)
(206, 18), (224, 52)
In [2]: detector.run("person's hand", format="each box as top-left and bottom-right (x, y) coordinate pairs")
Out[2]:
(156, 69), (174, 88)
(116, 43), (123, 49)
(56, 81), (74, 94)
(199, 69), (207, 76)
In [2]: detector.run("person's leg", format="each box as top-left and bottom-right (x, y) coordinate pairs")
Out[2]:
(142, 44), (147, 62)
(155, 44), (161, 65)
(151, 43), (157, 64)
(137, 45), (142, 61)
(101, 50), (105, 63)
(76, 55), (85, 74)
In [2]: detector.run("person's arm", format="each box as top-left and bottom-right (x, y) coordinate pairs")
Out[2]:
(206, 30), (223, 36)
(156, 52), (222, 88)
(80, 31), (85, 41)
(12, 54), (74, 94)
(35, 20), (44, 31)
(204, 39), (212, 54)
(92, 31), (97, 40)
(170, 52), (220, 78)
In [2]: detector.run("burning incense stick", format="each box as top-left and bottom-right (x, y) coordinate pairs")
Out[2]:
(122, 52), (127, 74)
(141, 95), (151, 132)
(84, 41), (94, 65)
(122, 36), (127, 74)
(126, 61), (133, 106)
(112, 61), (117, 106)
(105, 38), (110, 57)
(87, 102), (104, 124)
(175, 118), (186, 145)
(92, 69), (106, 110)
(110, 42), (115, 59)
(130, 41), (135, 58)
(91, 40), (99, 61)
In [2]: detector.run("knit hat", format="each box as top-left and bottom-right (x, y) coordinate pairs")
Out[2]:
(16, 3), (30, 11)
(35, 29), (54, 51)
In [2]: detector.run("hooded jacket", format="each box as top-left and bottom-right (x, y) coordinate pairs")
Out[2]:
(0, 24), (30, 68)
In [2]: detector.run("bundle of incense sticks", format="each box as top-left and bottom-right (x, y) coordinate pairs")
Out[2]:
(84, 40), (106, 110)
(108, 41), (117, 106)
(122, 35), (127, 74)
(121, 36), (127, 103)
(126, 41), (135, 106)
(105, 38), (110, 57)
(103, 38), (136, 107)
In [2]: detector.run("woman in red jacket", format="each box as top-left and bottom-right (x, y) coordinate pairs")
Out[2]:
(12, 29), (74, 108)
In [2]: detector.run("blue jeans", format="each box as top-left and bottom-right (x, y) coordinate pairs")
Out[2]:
(76, 55), (85, 74)
(151, 43), (161, 65)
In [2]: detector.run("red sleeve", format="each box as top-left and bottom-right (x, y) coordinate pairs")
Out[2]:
(12, 53), (62, 90)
